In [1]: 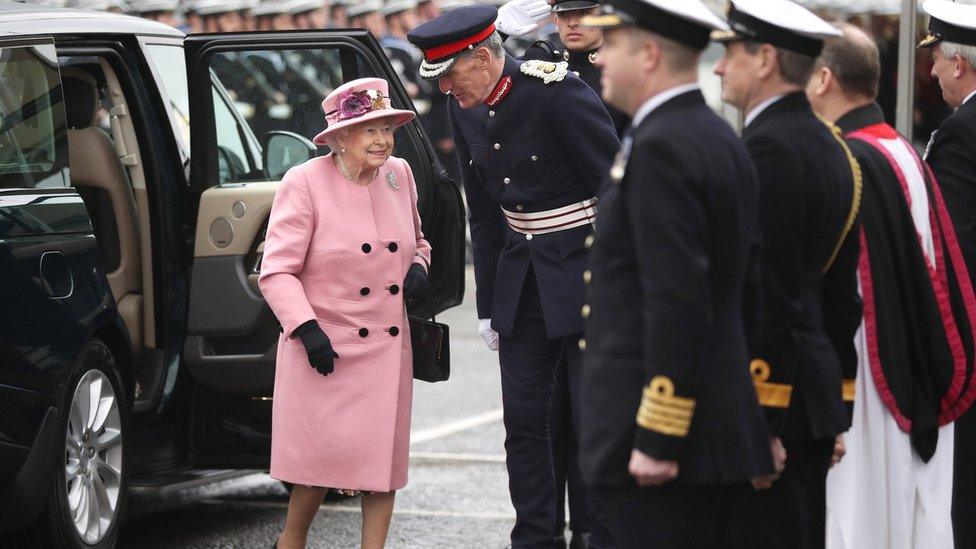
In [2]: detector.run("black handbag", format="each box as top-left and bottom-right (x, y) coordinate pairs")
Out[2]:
(409, 314), (450, 383)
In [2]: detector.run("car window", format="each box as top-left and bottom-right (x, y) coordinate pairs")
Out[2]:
(143, 44), (190, 152)
(208, 45), (423, 186)
(0, 42), (69, 189)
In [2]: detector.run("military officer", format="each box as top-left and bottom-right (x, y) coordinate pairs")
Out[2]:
(348, 0), (387, 37)
(408, 6), (619, 548)
(711, 1), (862, 547)
(519, 0), (629, 135)
(578, 1), (773, 547)
(918, 2), (976, 546)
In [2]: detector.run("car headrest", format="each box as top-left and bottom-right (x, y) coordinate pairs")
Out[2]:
(60, 68), (99, 130)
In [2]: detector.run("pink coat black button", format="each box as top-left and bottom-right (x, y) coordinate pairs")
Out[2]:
(387, 242), (398, 252)
(389, 284), (400, 295)
(362, 243), (372, 253)
(389, 326), (399, 336)
(360, 287), (370, 296)
(358, 328), (369, 337)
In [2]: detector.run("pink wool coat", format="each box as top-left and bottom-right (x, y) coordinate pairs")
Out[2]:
(258, 153), (431, 492)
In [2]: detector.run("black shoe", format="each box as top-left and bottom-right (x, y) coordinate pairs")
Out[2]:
(569, 532), (590, 549)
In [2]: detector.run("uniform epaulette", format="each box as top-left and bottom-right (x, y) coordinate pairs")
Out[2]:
(520, 60), (569, 85)
(528, 40), (560, 61)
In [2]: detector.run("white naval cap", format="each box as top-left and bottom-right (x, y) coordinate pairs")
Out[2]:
(581, 0), (729, 50)
(347, 0), (382, 18)
(919, 0), (976, 48)
(251, 0), (285, 15)
(287, 0), (322, 14)
(712, 0), (841, 57)
(128, 0), (179, 12)
(194, 0), (241, 15)
(382, 0), (417, 16)
(67, 0), (129, 9)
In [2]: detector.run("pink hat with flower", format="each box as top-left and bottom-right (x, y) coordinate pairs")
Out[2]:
(312, 77), (416, 146)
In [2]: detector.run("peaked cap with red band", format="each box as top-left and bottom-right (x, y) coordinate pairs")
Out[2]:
(407, 5), (498, 80)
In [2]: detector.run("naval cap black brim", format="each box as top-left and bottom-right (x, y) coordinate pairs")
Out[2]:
(552, 0), (600, 14)
(581, 1), (712, 50)
(919, 16), (976, 49)
(711, 3), (824, 57)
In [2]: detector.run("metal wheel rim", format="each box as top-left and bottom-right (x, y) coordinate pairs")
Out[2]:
(64, 368), (123, 544)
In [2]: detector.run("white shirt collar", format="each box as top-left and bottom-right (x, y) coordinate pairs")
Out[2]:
(631, 83), (701, 129)
(745, 94), (786, 128)
(964, 89), (976, 107)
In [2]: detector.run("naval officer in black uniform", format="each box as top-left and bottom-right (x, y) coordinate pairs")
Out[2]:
(918, 2), (976, 546)
(578, 1), (774, 547)
(407, 6), (619, 548)
(712, 1), (862, 547)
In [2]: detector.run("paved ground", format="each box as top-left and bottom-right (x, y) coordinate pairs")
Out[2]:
(118, 267), (517, 548)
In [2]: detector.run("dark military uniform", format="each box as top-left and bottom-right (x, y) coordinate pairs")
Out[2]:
(449, 54), (618, 548)
(726, 92), (861, 549)
(927, 86), (976, 549)
(407, 7), (619, 547)
(581, 85), (774, 548)
(522, 37), (630, 136)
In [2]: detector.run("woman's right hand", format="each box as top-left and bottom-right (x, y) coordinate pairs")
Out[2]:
(293, 320), (340, 376)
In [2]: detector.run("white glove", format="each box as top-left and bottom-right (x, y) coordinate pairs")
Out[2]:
(479, 318), (499, 352)
(496, 0), (552, 37)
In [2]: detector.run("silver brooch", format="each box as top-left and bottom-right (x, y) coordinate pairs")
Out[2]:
(387, 170), (399, 191)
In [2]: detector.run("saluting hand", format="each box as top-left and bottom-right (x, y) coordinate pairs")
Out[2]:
(628, 449), (678, 486)
(293, 320), (339, 377)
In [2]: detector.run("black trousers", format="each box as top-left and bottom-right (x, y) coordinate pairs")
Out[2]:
(728, 437), (834, 549)
(498, 268), (603, 549)
(593, 483), (749, 549)
(552, 357), (590, 539)
(954, 408), (976, 548)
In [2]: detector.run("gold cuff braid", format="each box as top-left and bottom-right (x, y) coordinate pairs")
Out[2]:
(751, 359), (793, 409)
(636, 376), (696, 437)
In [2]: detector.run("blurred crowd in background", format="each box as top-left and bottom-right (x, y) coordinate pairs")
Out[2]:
(14, 0), (953, 174)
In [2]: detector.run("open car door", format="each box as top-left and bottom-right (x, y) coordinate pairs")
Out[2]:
(182, 30), (465, 467)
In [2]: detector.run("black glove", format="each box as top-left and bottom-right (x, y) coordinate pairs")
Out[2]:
(293, 320), (339, 376)
(402, 263), (429, 300)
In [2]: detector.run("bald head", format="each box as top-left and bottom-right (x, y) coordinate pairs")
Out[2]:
(818, 22), (881, 101)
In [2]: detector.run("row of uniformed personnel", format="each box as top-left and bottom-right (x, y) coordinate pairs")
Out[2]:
(407, 0), (976, 547)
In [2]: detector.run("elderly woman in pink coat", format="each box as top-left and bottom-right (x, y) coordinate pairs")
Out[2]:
(258, 77), (431, 549)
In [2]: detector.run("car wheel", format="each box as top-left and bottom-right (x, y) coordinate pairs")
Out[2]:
(35, 339), (128, 549)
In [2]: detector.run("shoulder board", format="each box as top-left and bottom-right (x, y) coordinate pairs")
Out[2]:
(519, 60), (569, 85)
(528, 40), (560, 60)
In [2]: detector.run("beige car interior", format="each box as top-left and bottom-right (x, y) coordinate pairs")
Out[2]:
(62, 62), (155, 356)
(193, 182), (278, 292)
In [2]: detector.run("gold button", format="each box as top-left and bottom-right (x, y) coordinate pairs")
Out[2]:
(578, 338), (587, 351)
(583, 270), (592, 284)
(489, 110), (495, 117)
(584, 235), (595, 249)
(493, 143), (501, 150)
(469, 159), (473, 166)
(582, 304), (591, 319)
(504, 177), (511, 184)
(531, 155), (538, 161)
(515, 204), (524, 211)
(526, 234), (533, 241)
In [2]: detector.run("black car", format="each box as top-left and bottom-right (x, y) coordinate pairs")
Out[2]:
(0, 4), (465, 548)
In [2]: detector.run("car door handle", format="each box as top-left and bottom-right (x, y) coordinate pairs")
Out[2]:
(39, 251), (73, 299)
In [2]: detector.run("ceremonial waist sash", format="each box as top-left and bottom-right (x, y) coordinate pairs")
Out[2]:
(502, 197), (597, 236)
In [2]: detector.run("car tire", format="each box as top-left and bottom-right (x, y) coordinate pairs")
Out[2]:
(33, 339), (129, 549)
